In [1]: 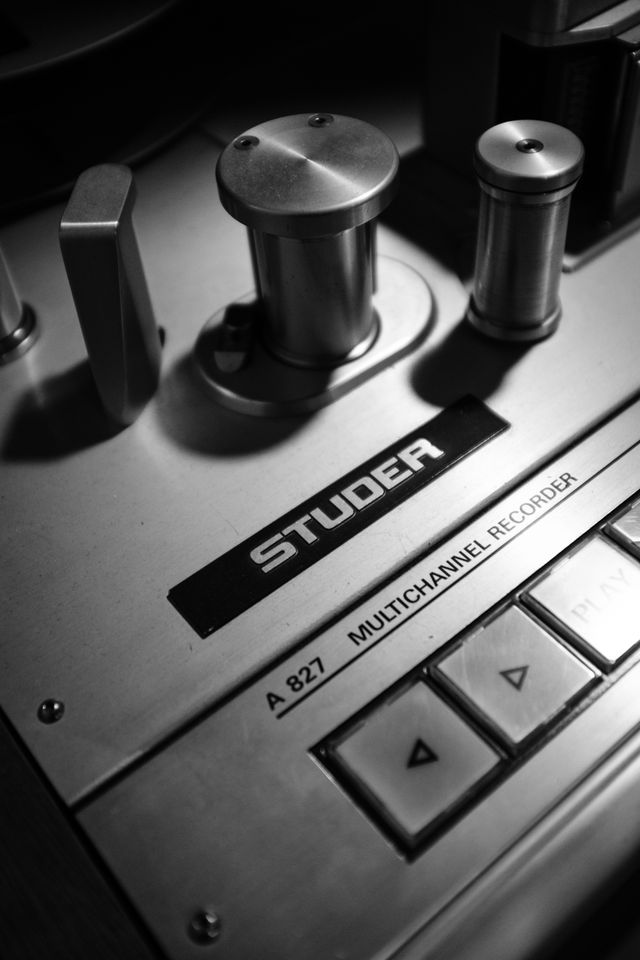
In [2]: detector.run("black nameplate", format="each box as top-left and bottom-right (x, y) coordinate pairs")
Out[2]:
(168, 396), (509, 637)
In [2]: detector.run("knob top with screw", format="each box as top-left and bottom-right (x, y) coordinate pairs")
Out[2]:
(216, 113), (399, 238)
(474, 119), (584, 193)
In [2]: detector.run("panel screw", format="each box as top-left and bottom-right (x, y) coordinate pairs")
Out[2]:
(234, 135), (259, 150)
(308, 113), (334, 127)
(188, 910), (221, 945)
(516, 138), (544, 153)
(37, 699), (65, 724)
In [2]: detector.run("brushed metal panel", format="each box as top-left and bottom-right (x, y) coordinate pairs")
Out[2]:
(78, 437), (640, 960)
(3, 109), (640, 808)
(527, 536), (640, 667)
(434, 606), (597, 747)
(331, 680), (500, 843)
(233, 404), (640, 728)
(391, 730), (640, 960)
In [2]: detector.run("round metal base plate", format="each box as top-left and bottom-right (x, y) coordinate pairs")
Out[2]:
(194, 257), (433, 416)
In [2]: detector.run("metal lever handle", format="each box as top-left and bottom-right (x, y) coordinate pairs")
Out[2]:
(59, 164), (161, 425)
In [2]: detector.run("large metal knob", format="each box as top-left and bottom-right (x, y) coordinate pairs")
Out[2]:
(216, 112), (399, 367)
(468, 120), (584, 341)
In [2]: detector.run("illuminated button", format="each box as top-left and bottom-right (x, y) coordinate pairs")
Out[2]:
(435, 606), (597, 747)
(527, 536), (640, 669)
(332, 681), (499, 844)
(607, 499), (640, 560)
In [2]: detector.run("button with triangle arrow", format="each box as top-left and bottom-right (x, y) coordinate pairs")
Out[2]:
(331, 681), (500, 843)
(407, 738), (438, 768)
(499, 665), (529, 691)
(433, 605), (598, 747)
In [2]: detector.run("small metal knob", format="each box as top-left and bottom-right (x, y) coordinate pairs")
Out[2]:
(468, 120), (584, 341)
(59, 164), (162, 426)
(216, 113), (399, 367)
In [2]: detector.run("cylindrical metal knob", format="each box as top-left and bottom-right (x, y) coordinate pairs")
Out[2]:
(468, 120), (584, 342)
(216, 113), (399, 367)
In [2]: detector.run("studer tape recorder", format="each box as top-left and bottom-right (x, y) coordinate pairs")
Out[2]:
(3, 2), (640, 959)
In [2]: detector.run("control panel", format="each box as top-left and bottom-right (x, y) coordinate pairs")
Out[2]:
(4, 4), (640, 959)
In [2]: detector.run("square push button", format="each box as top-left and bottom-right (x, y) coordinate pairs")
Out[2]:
(330, 681), (499, 846)
(527, 536), (640, 669)
(434, 606), (597, 748)
(607, 499), (640, 560)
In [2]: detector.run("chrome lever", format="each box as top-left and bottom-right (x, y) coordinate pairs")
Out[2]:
(59, 164), (161, 426)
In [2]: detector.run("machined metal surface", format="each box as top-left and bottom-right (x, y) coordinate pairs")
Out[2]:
(59, 164), (162, 426)
(468, 120), (583, 341)
(526, 536), (640, 668)
(473, 120), (584, 193)
(78, 432), (640, 960)
(2, 122), (640, 809)
(4, 88), (640, 960)
(216, 113), (399, 237)
(608, 497), (640, 558)
(249, 223), (378, 367)
(194, 256), (432, 414)
(330, 680), (501, 844)
(216, 113), (399, 368)
(434, 605), (597, 747)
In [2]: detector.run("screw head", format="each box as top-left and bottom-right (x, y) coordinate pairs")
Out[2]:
(37, 699), (65, 724)
(308, 113), (334, 127)
(233, 135), (259, 150)
(188, 910), (221, 945)
(516, 138), (544, 154)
